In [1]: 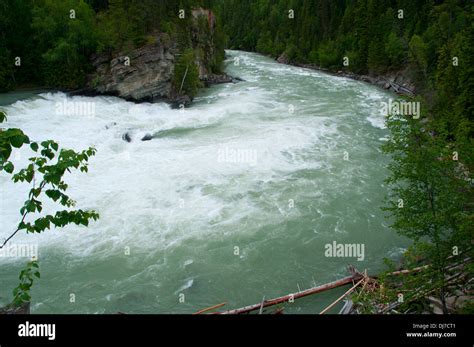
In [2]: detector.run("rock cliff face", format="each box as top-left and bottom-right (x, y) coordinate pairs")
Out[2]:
(83, 9), (230, 106)
(89, 36), (177, 103)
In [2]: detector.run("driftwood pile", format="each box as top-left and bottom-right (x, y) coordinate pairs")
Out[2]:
(195, 256), (472, 315)
(194, 266), (369, 315)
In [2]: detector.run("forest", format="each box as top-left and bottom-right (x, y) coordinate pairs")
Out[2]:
(0, 0), (222, 91)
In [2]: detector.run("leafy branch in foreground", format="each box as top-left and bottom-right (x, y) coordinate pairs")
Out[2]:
(0, 110), (99, 307)
(12, 259), (40, 307)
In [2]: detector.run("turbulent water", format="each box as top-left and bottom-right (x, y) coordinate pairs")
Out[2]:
(0, 51), (407, 313)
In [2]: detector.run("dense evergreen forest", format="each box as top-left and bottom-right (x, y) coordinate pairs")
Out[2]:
(0, 0), (224, 91)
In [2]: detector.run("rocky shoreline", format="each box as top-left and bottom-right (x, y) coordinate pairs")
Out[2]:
(69, 71), (241, 109)
(276, 53), (416, 97)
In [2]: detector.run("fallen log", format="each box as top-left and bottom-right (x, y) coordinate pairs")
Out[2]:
(386, 265), (430, 276)
(205, 256), (471, 315)
(217, 271), (364, 315)
(193, 302), (227, 315)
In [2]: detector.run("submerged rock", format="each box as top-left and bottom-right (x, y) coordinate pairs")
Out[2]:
(170, 95), (192, 109)
(141, 134), (153, 141)
(105, 122), (117, 130)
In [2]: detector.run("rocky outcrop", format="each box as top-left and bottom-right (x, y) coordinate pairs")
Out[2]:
(88, 35), (177, 103)
(201, 74), (244, 87)
(277, 52), (290, 65)
(334, 70), (416, 96)
(78, 8), (237, 106)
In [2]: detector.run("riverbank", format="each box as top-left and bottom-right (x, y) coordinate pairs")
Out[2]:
(68, 72), (241, 109)
(275, 53), (416, 98)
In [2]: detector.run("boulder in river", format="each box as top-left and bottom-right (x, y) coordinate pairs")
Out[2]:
(122, 132), (132, 143)
(105, 122), (117, 130)
(170, 95), (192, 109)
(201, 73), (244, 87)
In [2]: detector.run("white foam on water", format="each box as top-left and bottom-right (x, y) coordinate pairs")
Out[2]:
(174, 278), (194, 295)
(1, 88), (329, 259)
(2, 65), (391, 259)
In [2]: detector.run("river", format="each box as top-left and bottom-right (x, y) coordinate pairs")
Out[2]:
(0, 50), (407, 313)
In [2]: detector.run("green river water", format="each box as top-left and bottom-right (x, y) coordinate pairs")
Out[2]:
(0, 50), (408, 313)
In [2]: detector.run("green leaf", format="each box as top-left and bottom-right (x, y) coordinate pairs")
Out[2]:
(34, 217), (50, 232)
(25, 169), (34, 183)
(0, 111), (7, 123)
(3, 161), (14, 173)
(30, 142), (39, 152)
(41, 148), (54, 160)
(31, 187), (41, 198)
(0, 144), (12, 162)
(46, 189), (61, 202)
(10, 134), (30, 148)
(25, 200), (36, 213)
